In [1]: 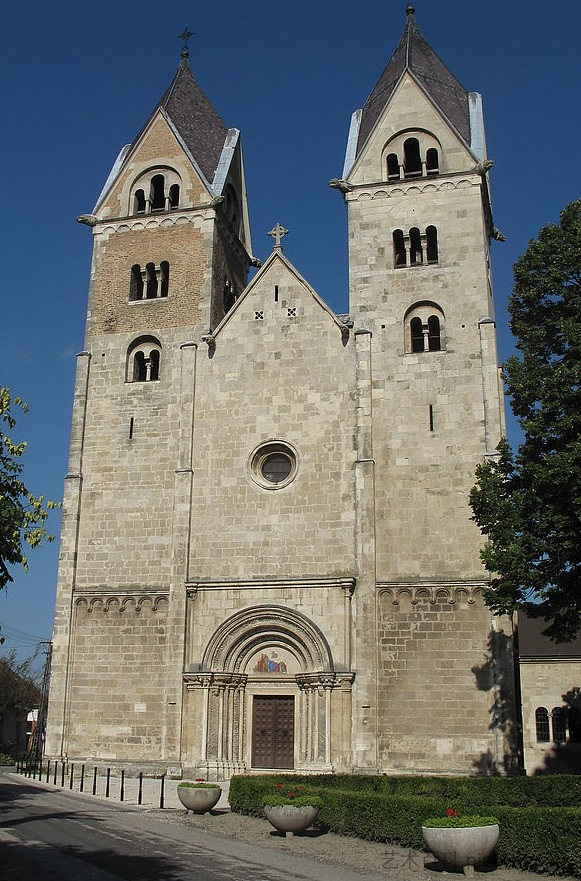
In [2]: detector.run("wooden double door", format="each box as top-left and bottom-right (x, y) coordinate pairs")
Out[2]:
(251, 695), (294, 769)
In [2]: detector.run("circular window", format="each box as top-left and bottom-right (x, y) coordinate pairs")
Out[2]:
(250, 442), (298, 490)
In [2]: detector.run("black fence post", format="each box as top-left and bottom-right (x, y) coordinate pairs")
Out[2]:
(61, 761), (66, 788)
(46, 759), (51, 783)
(159, 774), (165, 809)
(53, 761), (58, 786)
(120, 769), (125, 802)
(138, 771), (143, 805)
(105, 767), (111, 798)
(92, 766), (97, 796)
(69, 763), (74, 789)
(80, 764), (85, 793)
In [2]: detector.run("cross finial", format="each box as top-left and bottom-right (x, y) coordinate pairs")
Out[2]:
(268, 222), (289, 251)
(179, 26), (194, 59)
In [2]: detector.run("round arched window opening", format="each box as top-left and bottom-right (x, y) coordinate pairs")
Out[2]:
(250, 442), (298, 490)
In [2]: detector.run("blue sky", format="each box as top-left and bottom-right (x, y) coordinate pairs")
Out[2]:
(1, 0), (580, 663)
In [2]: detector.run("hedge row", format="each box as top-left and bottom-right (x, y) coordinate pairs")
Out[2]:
(229, 776), (581, 877)
(229, 772), (581, 807)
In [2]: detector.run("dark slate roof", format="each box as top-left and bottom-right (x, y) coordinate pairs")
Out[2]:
(133, 56), (228, 184)
(519, 613), (581, 658)
(356, 6), (471, 158)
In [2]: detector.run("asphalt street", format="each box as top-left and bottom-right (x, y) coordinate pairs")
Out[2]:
(0, 770), (386, 881)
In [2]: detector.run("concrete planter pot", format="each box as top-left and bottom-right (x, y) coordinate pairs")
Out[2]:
(263, 804), (320, 837)
(177, 784), (221, 814)
(422, 824), (499, 877)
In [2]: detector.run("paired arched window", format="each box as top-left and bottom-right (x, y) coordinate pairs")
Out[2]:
(405, 303), (445, 354)
(393, 226), (438, 267)
(535, 706), (581, 743)
(385, 132), (441, 181)
(129, 262), (169, 301)
(129, 168), (181, 216)
(127, 337), (162, 383)
(223, 278), (237, 314)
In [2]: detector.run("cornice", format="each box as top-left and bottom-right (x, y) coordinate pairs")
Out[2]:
(186, 576), (356, 595)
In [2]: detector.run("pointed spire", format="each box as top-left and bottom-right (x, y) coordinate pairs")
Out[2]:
(130, 46), (228, 185)
(355, 5), (471, 157)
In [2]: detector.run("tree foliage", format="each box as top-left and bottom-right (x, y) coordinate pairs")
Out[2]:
(470, 200), (581, 642)
(0, 387), (59, 592)
(0, 651), (42, 716)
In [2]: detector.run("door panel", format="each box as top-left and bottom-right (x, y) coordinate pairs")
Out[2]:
(252, 695), (294, 769)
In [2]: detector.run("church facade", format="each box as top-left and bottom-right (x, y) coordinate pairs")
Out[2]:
(46, 8), (517, 777)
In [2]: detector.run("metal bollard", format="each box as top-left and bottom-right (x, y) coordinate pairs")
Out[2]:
(92, 766), (97, 796)
(105, 767), (111, 798)
(46, 759), (51, 783)
(138, 771), (143, 805)
(80, 764), (85, 793)
(53, 761), (58, 786)
(69, 763), (74, 789)
(120, 769), (125, 802)
(61, 761), (66, 788)
(160, 774), (165, 809)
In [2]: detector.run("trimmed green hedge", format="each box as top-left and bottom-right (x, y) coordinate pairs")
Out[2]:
(229, 775), (581, 877)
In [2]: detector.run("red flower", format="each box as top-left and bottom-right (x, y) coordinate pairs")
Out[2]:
(276, 783), (283, 789)
(445, 808), (458, 817)
(298, 785), (304, 790)
(195, 778), (205, 782)
(288, 791), (295, 798)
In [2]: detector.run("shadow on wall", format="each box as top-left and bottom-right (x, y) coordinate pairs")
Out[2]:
(471, 628), (521, 776)
(533, 687), (581, 775)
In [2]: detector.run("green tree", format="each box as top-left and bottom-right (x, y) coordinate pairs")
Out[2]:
(0, 387), (59, 594)
(0, 651), (42, 717)
(470, 200), (581, 643)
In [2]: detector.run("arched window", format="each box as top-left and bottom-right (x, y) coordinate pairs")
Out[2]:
(404, 302), (445, 355)
(150, 174), (165, 211)
(130, 264), (144, 301)
(552, 707), (567, 742)
(133, 350), (147, 382)
(127, 337), (162, 383)
(160, 261), (169, 298)
(426, 148), (439, 175)
(535, 707), (550, 742)
(426, 226), (438, 263)
(403, 138), (422, 177)
(169, 184), (180, 209)
(134, 189), (146, 214)
(145, 262), (158, 299)
(428, 315), (441, 351)
(410, 317), (424, 352)
(224, 184), (240, 231)
(393, 229), (406, 268)
(568, 707), (581, 743)
(409, 227), (423, 265)
(387, 153), (400, 180)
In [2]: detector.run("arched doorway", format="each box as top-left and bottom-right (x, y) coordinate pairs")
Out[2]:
(183, 605), (353, 778)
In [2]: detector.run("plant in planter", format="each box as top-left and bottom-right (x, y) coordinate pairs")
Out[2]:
(177, 778), (222, 814)
(422, 809), (500, 878)
(262, 783), (323, 838)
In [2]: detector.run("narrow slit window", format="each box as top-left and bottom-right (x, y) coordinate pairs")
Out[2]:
(150, 174), (165, 211)
(535, 707), (550, 742)
(274, 285), (279, 303)
(426, 226), (438, 263)
(393, 229), (406, 268)
(429, 404), (434, 431)
(387, 153), (400, 180)
(134, 189), (146, 215)
(130, 264), (144, 300)
(428, 315), (441, 351)
(129, 417), (134, 439)
(403, 138), (422, 177)
(410, 317), (424, 352)
(160, 261), (169, 298)
(169, 184), (179, 209)
(223, 279), (235, 313)
(552, 707), (567, 742)
(409, 227), (423, 265)
(426, 148), (439, 175)
(145, 262), (158, 299)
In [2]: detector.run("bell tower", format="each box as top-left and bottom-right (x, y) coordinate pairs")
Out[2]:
(46, 41), (254, 762)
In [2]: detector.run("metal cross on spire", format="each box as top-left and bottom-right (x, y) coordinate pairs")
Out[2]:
(268, 222), (289, 251)
(179, 26), (194, 59)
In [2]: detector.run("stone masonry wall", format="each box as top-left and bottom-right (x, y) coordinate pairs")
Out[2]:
(520, 659), (581, 774)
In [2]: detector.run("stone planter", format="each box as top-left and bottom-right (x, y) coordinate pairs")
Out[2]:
(177, 784), (222, 814)
(422, 824), (499, 877)
(263, 804), (320, 837)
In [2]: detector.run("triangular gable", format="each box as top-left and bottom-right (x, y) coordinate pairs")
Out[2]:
(207, 249), (347, 343)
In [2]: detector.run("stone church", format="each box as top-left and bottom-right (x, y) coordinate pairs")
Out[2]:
(46, 7), (516, 777)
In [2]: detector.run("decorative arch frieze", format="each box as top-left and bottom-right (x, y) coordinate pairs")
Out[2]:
(74, 592), (169, 614)
(349, 177), (480, 203)
(377, 584), (485, 606)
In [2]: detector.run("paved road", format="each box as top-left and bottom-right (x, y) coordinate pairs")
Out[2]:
(0, 771), (385, 881)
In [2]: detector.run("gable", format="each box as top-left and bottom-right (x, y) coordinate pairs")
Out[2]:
(347, 72), (476, 186)
(96, 112), (211, 220)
